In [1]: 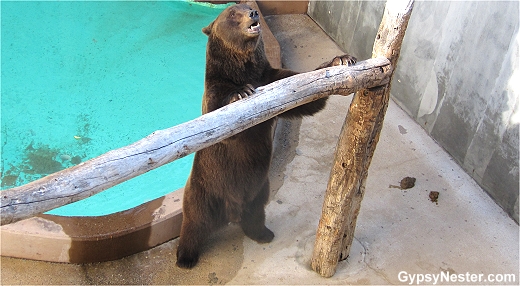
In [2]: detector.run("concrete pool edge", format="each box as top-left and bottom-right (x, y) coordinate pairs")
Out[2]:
(0, 0), (284, 264)
(0, 190), (184, 263)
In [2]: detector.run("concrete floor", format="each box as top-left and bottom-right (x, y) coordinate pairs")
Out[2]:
(1, 14), (519, 285)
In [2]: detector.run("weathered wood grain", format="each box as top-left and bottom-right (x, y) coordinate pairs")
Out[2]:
(311, 0), (415, 278)
(1, 57), (391, 225)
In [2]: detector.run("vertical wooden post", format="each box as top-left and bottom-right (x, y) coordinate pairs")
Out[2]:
(311, 0), (414, 278)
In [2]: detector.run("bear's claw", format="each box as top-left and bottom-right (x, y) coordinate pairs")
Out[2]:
(228, 84), (255, 104)
(331, 54), (357, 66)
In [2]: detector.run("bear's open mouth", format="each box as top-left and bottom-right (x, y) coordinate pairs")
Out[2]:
(247, 21), (260, 34)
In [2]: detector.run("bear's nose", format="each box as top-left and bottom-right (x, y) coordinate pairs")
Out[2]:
(249, 10), (259, 20)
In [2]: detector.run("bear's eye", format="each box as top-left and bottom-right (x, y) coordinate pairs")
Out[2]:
(229, 11), (236, 17)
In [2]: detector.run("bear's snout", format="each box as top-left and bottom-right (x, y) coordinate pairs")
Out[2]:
(249, 10), (259, 21)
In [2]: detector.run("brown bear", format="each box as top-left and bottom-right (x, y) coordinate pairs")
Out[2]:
(176, 3), (356, 269)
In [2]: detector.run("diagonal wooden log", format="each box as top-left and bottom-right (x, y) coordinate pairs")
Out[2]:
(311, 0), (415, 278)
(1, 57), (391, 226)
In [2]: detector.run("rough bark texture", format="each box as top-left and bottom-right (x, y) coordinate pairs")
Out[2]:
(311, 0), (414, 278)
(1, 58), (390, 226)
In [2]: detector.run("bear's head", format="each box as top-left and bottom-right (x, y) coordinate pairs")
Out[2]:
(202, 4), (261, 52)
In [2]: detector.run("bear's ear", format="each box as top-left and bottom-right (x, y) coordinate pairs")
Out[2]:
(202, 21), (214, 36)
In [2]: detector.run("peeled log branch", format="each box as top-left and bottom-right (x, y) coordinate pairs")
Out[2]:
(1, 57), (391, 226)
(311, 0), (414, 278)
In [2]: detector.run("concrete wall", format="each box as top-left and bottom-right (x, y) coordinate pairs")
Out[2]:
(308, 1), (519, 223)
(256, 0), (308, 15)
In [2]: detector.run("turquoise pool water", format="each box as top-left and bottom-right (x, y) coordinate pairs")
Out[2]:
(1, 1), (231, 216)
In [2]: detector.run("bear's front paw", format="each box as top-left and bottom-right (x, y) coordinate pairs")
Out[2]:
(329, 54), (357, 67)
(227, 84), (255, 104)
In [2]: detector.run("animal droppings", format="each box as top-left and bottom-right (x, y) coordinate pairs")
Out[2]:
(400, 176), (416, 189)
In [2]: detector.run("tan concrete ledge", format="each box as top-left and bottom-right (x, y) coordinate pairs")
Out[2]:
(1, 190), (183, 263)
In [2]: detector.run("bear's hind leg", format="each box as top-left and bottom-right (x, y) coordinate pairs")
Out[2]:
(176, 220), (208, 269)
(240, 182), (274, 243)
(176, 192), (228, 269)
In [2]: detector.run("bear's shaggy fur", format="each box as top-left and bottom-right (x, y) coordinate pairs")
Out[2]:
(176, 4), (356, 269)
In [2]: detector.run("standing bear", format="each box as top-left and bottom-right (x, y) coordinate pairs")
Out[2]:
(176, 3), (356, 269)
